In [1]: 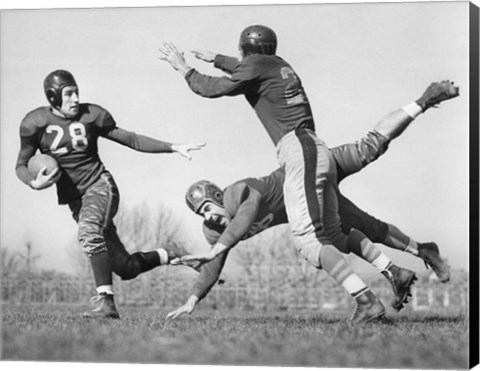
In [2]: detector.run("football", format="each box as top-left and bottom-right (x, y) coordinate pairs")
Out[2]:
(28, 154), (61, 184)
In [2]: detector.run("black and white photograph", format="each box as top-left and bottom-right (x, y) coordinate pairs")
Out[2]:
(1, 0), (478, 370)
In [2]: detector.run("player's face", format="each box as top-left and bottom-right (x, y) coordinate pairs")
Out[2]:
(59, 86), (80, 118)
(200, 201), (230, 227)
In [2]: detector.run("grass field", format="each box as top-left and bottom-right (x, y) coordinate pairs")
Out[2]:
(1, 304), (470, 369)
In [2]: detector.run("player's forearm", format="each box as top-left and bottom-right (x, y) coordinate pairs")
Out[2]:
(16, 165), (35, 187)
(190, 251), (229, 300)
(213, 54), (240, 74)
(106, 127), (173, 153)
(185, 70), (245, 98)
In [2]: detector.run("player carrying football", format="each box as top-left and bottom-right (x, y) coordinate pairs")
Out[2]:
(15, 70), (205, 319)
(167, 81), (457, 322)
(159, 25), (458, 324)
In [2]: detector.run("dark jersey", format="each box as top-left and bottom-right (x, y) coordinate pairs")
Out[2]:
(192, 168), (287, 300)
(17, 104), (115, 204)
(202, 168), (288, 248)
(186, 54), (315, 145)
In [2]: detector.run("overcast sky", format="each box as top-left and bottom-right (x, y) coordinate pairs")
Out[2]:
(0, 1), (471, 275)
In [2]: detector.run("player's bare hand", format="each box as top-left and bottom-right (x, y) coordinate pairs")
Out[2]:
(176, 252), (215, 269)
(166, 302), (195, 320)
(30, 166), (60, 190)
(171, 142), (206, 160)
(158, 42), (192, 77)
(191, 49), (217, 63)
(170, 257), (202, 272)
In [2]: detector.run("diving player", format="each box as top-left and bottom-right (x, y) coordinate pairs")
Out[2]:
(15, 70), (205, 319)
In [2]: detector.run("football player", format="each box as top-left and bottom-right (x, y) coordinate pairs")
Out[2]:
(159, 25), (458, 324)
(15, 70), (206, 319)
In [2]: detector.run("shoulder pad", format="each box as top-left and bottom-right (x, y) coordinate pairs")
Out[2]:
(20, 107), (49, 136)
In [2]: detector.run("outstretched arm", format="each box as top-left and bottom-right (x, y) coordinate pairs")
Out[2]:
(191, 50), (240, 75)
(158, 42), (252, 98)
(166, 250), (229, 319)
(105, 127), (205, 160)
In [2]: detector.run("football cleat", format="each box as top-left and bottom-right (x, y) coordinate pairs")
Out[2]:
(83, 293), (120, 319)
(382, 264), (417, 311)
(415, 80), (459, 111)
(349, 290), (386, 325)
(418, 242), (450, 283)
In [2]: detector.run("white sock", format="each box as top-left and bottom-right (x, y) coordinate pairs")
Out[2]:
(405, 239), (419, 256)
(96, 285), (114, 295)
(156, 248), (169, 265)
(372, 253), (391, 272)
(402, 102), (423, 118)
(342, 274), (368, 297)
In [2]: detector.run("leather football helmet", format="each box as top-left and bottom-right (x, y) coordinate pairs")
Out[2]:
(43, 69), (77, 108)
(186, 180), (224, 214)
(239, 25), (277, 56)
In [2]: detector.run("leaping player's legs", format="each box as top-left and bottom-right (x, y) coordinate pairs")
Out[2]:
(277, 129), (384, 324)
(339, 192), (450, 282)
(332, 130), (450, 282)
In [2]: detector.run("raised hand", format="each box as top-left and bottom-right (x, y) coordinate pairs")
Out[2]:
(158, 41), (192, 77)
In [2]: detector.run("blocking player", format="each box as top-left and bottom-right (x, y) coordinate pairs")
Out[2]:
(15, 69), (206, 319)
(159, 25), (458, 324)
(167, 82), (457, 322)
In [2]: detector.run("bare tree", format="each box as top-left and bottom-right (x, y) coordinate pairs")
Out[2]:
(1, 245), (22, 277)
(114, 201), (193, 253)
(18, 240), (41, 278)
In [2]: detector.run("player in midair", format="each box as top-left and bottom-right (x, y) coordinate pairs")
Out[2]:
(159, 25), (458, 324)
(15, 70), (206, 319)
(167, 82), (457, 320)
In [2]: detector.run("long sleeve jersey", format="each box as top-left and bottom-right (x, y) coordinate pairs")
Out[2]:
(185, 53), (315, 146)
(191, 168), (288, 300)
(16, 103), (173, 204)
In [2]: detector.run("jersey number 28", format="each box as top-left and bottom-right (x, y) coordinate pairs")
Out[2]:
(46, 123), (89, 154)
